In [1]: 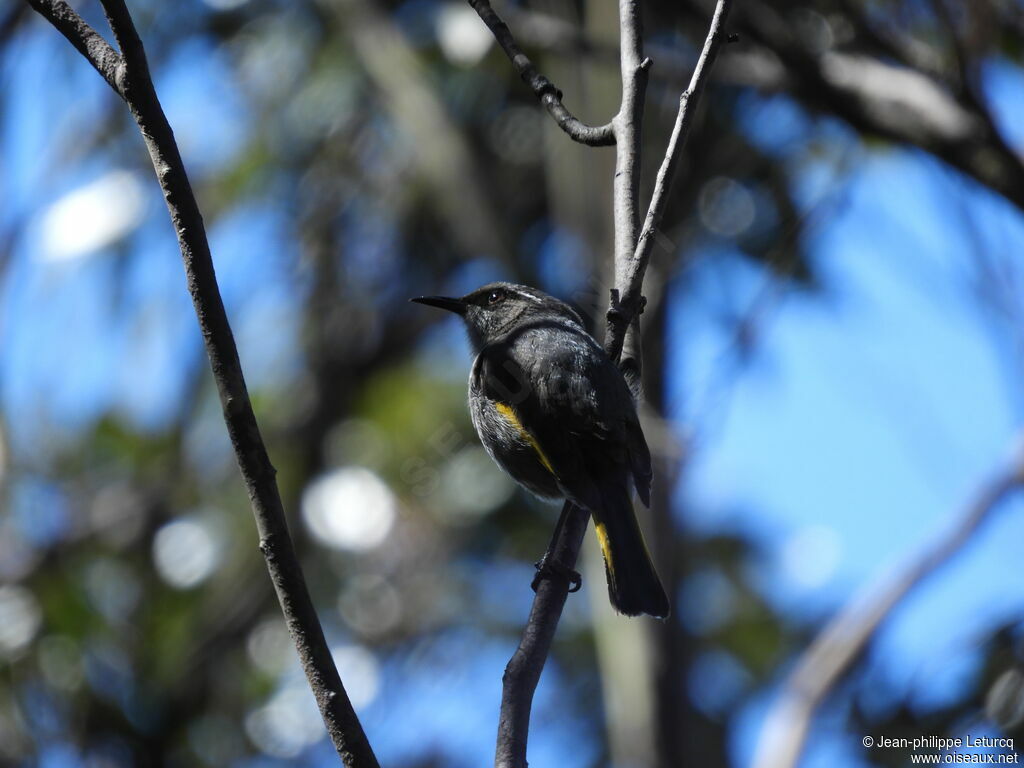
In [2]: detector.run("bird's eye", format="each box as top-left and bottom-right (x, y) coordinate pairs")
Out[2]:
(487, 290), (504, 305)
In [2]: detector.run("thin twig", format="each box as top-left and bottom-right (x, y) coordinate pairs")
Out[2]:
(493, 3), (732, 766)
(751, 450), (1024, 768)
(606, 0), (733, 366)
(27, 1), (379, 765)
(467, 0), (615, 146)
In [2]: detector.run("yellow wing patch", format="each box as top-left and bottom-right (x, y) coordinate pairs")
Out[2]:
(494, 402), (556, 476)
(594, 522), (614, 580)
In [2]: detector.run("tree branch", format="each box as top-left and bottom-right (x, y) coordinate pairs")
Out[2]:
(24, 0), (123, 93)
(467, 0), (615, 147)
(719, 0), (1024, 214)
(751, 449), (1024, 768)
(494, 3), (732, 766)
(608, 0), (651, 380)
(27, 1), (379, 765)
(495, 501), (591, 768)
(606, 0), (733, 366)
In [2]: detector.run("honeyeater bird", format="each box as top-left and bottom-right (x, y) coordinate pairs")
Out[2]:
(412, 282), (670, 618)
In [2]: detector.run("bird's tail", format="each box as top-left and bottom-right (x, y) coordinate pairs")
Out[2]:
(591, 488), (670, 619)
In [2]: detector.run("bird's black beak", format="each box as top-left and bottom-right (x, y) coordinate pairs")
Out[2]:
(410, 295), (467, 316)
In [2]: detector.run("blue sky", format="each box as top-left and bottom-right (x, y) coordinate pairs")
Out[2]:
(671, 146), (1024, 764)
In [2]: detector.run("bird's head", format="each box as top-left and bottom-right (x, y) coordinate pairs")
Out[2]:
(411, 282), (584, 350)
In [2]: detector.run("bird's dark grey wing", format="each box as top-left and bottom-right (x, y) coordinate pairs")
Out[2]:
(480, 321), (650, 509)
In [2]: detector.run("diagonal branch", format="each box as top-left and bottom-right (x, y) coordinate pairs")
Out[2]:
(24, 0), (124, 93)
(467, 0), (615, 147)
(494, 2), (733, 767)
(27, 1), (379, 765)
(751, 447), (1024, 768)
(495, 500), (590, 768)
(99, 0), (147, 74)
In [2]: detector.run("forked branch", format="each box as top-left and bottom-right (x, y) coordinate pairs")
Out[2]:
(490, 1), (733, 766)
(606, 0), (733, 365)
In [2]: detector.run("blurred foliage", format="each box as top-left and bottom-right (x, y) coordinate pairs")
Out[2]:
(1, 0), (1023, 767)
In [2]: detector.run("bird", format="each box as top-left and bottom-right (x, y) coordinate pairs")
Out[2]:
(411, 282), (670, 618)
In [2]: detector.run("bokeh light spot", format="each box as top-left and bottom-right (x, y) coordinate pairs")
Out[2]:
(246, 617), (293, 676)
(436, 4), (493, 65)
(302, 467), (396, 551)
(0, 585), (41, 657)
(332, 644), (380, 711)
(699, 176), (756, 237)
(781, 524), (842, 589)
(152, 517), (221, 589)
(38, 635), (84, 692)
(437, 446), (515, 523)
(245, 685), (324, 758)
(83, 558), (141, 622)
(338, 574), (402, 637)
(679, 568), (737, 634)
(39, 171), (146, 261)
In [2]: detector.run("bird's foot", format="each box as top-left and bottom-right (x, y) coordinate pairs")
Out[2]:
(531, 554), (582, 593)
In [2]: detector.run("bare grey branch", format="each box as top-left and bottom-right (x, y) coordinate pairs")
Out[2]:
(752, 447), (1024, 768)
(606, 0), (733, 366)
(467, 0), (615, 147)
(24, 0), (124, 94)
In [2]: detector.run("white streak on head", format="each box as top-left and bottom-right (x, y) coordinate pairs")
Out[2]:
(509, 288), (543, 304)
